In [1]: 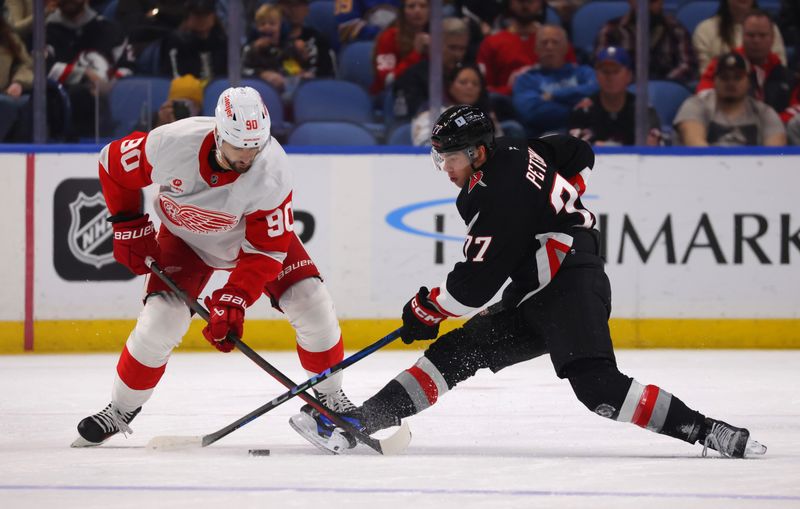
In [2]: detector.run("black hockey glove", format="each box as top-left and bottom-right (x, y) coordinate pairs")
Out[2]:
(400, 287), (447, 344)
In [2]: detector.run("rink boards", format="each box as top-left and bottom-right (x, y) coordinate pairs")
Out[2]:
(0, 147), (798, 352)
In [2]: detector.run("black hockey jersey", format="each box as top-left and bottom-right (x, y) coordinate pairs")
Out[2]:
(428, 135), (597, 317)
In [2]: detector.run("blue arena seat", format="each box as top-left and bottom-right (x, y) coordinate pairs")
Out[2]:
(109, 77), (171, 137)
(292, 79), (374, 124)
(338, 41), (375, 91)
(135, 41), (161, 75)
(386, 122), (412, 145)
(571, 1), (630, 58)
(676, 1), (718, 34)
(545, 6), (562, 26)
(646, 80), (692, 128)
(306, 1), (339, 49)
(202, 78), (288, 136)
(287, 121), (378, 145)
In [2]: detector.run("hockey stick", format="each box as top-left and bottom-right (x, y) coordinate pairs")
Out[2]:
(144, 259), (410, 455)
(148, 327), (408, 452)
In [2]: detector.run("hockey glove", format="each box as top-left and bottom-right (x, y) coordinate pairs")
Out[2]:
(400, 287), (447, 344)
(110, 213), (160, 275)
(202, 287), (249, 352)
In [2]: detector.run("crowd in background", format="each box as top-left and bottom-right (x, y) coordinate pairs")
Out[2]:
(3, 0), (800, 146)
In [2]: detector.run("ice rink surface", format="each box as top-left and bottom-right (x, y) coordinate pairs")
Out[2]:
(1, 349), (798, 509)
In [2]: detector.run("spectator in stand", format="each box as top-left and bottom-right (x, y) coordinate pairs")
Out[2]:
(114, 0), (189, 59)
(0, 10), (33, 141)
(6, 0), (58, 44)
(391, 16), (470, 122)
(277, 0), (335, 77)
(456, 0), (504, 60)
(512, 24), (597, 136)
(410, 63), (507, 145)
(594, 0), (697, 84)
(478, 0), (551, 97)
(158, 0), (227, 80)
(370, 0), (429, 95)
(693, 0), (786, 72)
(696, 10), (794, 123)
(568, 46), (661, 146)
(155, 74), (204, 127)
(132, 73), (204, 131)
(476, 0), (578, 122)
(777, 0), (800, 68)
(674, 52), (785, 146)
(46, 0), (128, 138)
(336, 0), (400, 44)
(242, 5), (292, 93)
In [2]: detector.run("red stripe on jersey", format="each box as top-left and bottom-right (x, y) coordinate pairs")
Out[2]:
(116, 345), (166, 390)
(406, 365), (439, 405)
(58, 60), (76, 84)
(296, 336), (344, 374)
(427, 287), (458, 318)
(631, 384), (660, 428)
(568, 174), (586, 196)
(545, 237), (571, 275)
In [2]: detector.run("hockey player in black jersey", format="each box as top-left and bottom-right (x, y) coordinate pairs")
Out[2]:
(291, 104), (767, 458)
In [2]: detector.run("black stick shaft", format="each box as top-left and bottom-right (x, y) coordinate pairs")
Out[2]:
(146, 259), (387, 453)
(202, 328), (400, 446)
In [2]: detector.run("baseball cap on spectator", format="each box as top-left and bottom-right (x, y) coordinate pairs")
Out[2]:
(715, 52), (748, 76)
(595, 46), (632, 69)
(168, 74), (204, 105)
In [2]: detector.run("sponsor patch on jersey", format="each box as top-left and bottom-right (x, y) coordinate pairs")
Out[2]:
(468, 170), (486, 193)
(159, 195), (239, 234)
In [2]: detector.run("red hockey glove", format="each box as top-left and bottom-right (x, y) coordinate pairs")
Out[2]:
(110, 214), (160, 275)
(400, 287), (447, 344)
(202, 287), (249, 352)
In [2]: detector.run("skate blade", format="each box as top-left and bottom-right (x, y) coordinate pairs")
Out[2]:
(70, 436), (105, 448)
(288, 413), (348, 455)
(745, 439), (767, 457)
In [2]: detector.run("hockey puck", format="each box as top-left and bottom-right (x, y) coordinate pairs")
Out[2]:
(248, 449), (271, 456)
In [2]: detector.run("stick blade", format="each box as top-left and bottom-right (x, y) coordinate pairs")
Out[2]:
(146, 435), (204, 451)
(377, 420), (412, 455)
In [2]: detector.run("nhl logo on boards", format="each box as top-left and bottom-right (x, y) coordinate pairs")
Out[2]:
(67, 191), (114, 270)
(53, 179), (137, 281)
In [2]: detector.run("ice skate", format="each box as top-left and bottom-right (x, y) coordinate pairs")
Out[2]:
(289, 389), (364, 454)
(701, 418), (767, 458)
(71, 403), (141, 447)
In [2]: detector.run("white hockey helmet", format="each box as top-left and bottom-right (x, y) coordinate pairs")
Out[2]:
(214, 86), (271, 149)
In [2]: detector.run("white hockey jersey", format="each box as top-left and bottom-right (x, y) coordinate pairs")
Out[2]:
(98, 117), (295, 304)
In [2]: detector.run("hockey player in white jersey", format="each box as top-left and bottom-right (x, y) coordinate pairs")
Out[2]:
(72, 87), (355, 447)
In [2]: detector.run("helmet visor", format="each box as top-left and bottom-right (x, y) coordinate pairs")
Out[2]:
(430, 146), (474, 172)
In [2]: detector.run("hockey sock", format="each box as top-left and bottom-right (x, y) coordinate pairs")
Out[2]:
(361, 356), (449, 433)
(567, 358), (705, 443)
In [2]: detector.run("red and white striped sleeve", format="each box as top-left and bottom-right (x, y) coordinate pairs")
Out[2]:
(98, 132), (154, 216)
(226, 192), (295, 305)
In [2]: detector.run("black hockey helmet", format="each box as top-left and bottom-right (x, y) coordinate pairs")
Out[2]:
(430, 104), (496, 155)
